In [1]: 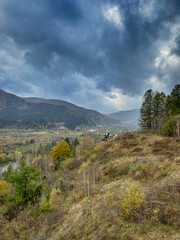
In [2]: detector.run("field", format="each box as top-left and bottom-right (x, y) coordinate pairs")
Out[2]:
(0, 125), (134, 156)
(0, 128), (83, 155)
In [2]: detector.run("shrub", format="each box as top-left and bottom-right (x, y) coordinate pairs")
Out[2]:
(120, 183), (146, 221)
(105, 161), (129, 178)
(165, 118), (176, 136)
(129, 159), (159, 180)
(49, 188), (61, 211)
(30, 139), (35, 144)
(39, 197), (49, 212)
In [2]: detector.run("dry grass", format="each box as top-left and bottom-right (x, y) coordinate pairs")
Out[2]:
(45, 132), (180, 240)
(1, 131), (180, 240)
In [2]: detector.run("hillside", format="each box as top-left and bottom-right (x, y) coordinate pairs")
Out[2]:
(108, 109), (140, 126)
(0, 89), (119, 129)
(0, 132), (179, 240)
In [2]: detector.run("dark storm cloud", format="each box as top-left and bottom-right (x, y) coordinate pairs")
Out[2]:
(0, 0), (179, 111)
(98, 0), (180, 93)
(171, 35), (180, 56)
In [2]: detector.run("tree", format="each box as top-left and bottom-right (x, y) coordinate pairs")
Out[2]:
(5, 160), (43, 205)
(140, 89), (154, 129)
(37, 143), (45, 157)
(0, 180), (12, 204)
(15, 149), (22, 163)
(152, 91), (166, 130)
(71, 137), (79, 155)
(64, 137), (71, 147)
(140, 85), (180, 136)
(153, 91), (166, 118)
(50, 140), (72, 163)
(166, 84), (180, 115)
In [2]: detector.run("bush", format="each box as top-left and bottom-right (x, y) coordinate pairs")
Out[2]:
(39, 197), (49, 212)
(49, 188), (61, 211)
(105, 161), (130, 178)
(60, 158), (80, 170)
(120, 183), (146, 221)
(30, 139), (35, 144)
(165, 118), (176, 136)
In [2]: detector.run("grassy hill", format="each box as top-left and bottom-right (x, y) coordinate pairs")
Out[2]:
(0, 132), (179, 240)
(0, 89), (119, 129)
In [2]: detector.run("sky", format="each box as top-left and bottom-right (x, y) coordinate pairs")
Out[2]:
(0, 0), (179, 113)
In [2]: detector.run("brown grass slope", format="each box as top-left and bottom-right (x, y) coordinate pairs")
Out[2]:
(37, 133), (180, 240)
(47, 133), (180, 240)
(1, 132), (180, 240)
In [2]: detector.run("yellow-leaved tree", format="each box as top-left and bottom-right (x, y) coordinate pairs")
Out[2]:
(50, 140), (72, 163)
(0, 180), (12, 203)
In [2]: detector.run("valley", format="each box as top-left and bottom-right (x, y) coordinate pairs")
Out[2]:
(0, 0), (179, 239)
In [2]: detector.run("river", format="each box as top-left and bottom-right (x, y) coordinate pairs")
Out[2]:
(0, 162), (19, 175)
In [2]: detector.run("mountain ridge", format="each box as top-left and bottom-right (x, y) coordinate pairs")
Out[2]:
(0, 89), (119, 129)
(108, 109), (140, 126)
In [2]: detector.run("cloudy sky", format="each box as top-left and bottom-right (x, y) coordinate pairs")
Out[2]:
(0, 0), (179, 113)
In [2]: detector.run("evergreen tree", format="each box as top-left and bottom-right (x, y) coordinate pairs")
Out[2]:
(140, 89), (154, 129)
(153, 91), (166, 118)
(167, 84), (180, 115)
(5, 160), (43, 205)
(152, 91), (166, 129)
(64, 137), (71, 147)
(140, 84), (180, 136)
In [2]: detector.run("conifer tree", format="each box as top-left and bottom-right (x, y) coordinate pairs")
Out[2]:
(140, 89), (154, 129)
(152, 91), (166, 130)
(167, 84), (180, 115)
(153, 91), (166, 118)
(5, 160), (42, 205)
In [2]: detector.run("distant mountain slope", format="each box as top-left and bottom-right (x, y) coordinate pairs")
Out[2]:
(0, 89), (119, 129)
(108, 109), (140, 126)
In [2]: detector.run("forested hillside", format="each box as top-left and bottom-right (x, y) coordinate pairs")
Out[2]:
(0, 89), (119, 129)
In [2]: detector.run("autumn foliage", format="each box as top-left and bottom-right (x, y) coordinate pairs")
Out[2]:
(0, 180), (12, 203)
(50, 140), (72, 162)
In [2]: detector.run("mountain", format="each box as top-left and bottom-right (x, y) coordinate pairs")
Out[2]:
(108, 109), (140, 126)
(0, 89), (119, 129)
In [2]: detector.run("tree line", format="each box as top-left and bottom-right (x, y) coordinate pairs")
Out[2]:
(140, 84), (180, 137)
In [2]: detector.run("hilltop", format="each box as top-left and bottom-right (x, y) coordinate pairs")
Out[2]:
(0, 89), (119, 129)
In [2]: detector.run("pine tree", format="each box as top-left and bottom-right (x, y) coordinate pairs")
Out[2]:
(5, 160), (43, 205)
(153, 91), (166, 118)
(140, 89), (154, 129)
(152, 91), (166, 130)
(64, 137), (71, 147)
(167, 84), (180, 115)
